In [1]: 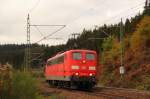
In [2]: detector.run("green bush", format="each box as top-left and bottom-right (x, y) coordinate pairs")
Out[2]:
(11, 71), (43, 99)
(1, 71), (44, 99)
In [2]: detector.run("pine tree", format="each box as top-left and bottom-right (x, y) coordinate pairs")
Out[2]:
(125, 19), (131, 34)
(143, 0), (150, 16)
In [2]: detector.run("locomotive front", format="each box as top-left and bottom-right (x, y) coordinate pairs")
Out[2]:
(68, 50), (97, 89)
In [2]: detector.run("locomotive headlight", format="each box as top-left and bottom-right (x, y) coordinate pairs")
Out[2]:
(72, 65), (79, 69)
(75, 72), (79, 76)
(89, 73), (93, 76)
(89, 66), (96, 70)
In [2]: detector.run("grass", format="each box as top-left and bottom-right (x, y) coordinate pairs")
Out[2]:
(49, 94), (67, 99)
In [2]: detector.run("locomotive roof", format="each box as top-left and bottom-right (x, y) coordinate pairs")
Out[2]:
(47, 49), (96, 61)
(67, 49), (96, 53)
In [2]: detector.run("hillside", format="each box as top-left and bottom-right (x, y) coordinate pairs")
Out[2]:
(100, 16), (150, 90)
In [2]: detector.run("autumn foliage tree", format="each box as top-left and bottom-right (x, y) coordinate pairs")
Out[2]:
(99, 16), (150, 90)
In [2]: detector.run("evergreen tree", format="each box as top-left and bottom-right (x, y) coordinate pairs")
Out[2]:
(125, 19), (131, 34)
(143, 0), (150, 16)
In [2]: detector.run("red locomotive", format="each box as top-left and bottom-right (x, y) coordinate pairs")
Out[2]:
(45, 49), (97, 89)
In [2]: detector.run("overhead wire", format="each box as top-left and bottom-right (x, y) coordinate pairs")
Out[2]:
(27, 0), (145, 44)
(99, 1), (145, 25)
(28, 0), (145, 61)
(29, 0), (145, 44)
(29, 0), (41, 13)
(27, 0), (66, 61)
(82, 1), (144, 39)
(30, 0), (123, 43)
(64, 0), (145, 40)
(34, 25), (66, 44)
(33, 25), (44, 37)
(120, 6), (143, 20)
(106, 5), (144, 26)
(80, 1), (145, 44)
(29, 25), (65, 62)
(27, 0), (66, 44)
(30, 53), (44, 62)
(61, 0), (109, 38)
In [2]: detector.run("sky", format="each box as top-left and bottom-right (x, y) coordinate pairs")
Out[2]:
(0, 0), (145, 45)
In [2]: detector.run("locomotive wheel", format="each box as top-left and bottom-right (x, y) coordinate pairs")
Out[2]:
(48, 80), (55, 87)
(77, 82), (93, 90)
(57, 81), (64, 88)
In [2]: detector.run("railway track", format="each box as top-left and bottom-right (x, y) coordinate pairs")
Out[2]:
(65, 87), (149, 99)
(40, 81), (150, 99)
(94, 87), (150, 99)
(65, 89), (135, 99)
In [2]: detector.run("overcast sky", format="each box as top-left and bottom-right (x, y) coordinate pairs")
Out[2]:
(0, 0), (145, 45)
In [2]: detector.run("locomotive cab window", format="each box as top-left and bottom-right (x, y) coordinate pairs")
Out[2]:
(72, 52), (82, 60)
(86, 53), (95, 60)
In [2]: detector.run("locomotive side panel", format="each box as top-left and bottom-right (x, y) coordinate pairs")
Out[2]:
(45, 53), (70, 81)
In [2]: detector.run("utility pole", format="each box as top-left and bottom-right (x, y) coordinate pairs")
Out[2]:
(23, 13), (65, 71)
(119, 18), (125, 78)
(24, 14), (31, 71)
(23, 15), (65, 71)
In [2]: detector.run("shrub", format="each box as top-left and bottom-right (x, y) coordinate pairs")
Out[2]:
(1, 70), (44, 99)
(11, 71), (43, 99)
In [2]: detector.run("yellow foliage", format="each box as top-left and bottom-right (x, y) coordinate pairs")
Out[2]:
(102, 37), (121, 65)
(111, 39), (121, 58)
(130, 16), (150, 52)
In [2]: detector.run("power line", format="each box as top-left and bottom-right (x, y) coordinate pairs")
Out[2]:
(94, 25), (110, 37)
(33, 25), (66, 43)
(29, 0), (41, 13)
(30, 25), (66, 27)
(29, 24), (65, 64)
(47, 38), (63, 40)
(24, 8), (66, 69)
(88, 3), (144, 53)
(71, 33), (80, 39)
(99, 1), (145, 25)
(104, 5), (144, 25)
(33, 25), (44, 37)
(64, 1), (145, 41)
(31, 24), (66, 43)
(62, 0), (109, 38)
(30, 53), (44, 62)
(120, 6), (144, 23)
(27, 0), (108, 42)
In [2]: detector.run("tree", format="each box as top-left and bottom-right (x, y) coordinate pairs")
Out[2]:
(143, 0), (150, 16)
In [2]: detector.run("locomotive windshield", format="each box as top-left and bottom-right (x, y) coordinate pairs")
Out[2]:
(72, 52), (82, 60)
(86, 53), (95, 60)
